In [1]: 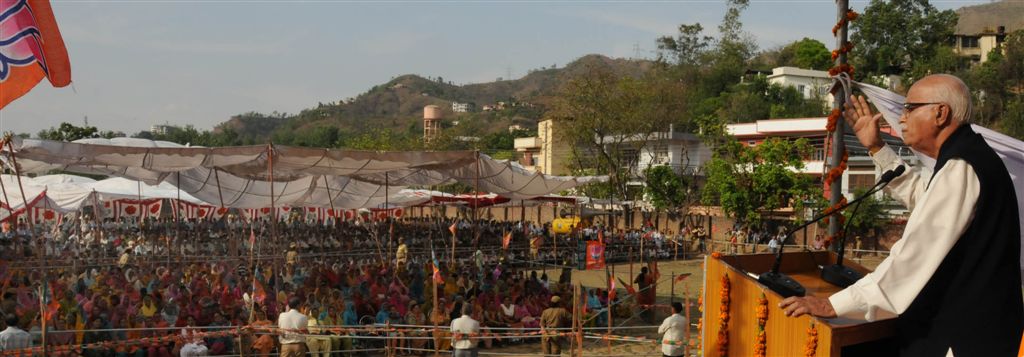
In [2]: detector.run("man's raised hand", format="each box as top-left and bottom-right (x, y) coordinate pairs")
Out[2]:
(843, 95), (884, 153)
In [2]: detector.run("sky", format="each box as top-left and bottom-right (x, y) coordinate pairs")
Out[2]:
(0, 0), (981, 136)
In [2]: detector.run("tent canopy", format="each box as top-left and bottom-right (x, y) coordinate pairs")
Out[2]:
(3, 138), (606, 209)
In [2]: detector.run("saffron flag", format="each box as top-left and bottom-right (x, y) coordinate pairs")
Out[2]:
(0, 0), (72, 109)
(585, 241), (606, 270)
(449, 222), (457, 236)
(502, 231), (512, 250)
(674, 273), (692, 283)
(617, 277), (636, 295)
(253, 279), (266, 304)
(608, 278), (617, 302)
(431, 248), (443, 283)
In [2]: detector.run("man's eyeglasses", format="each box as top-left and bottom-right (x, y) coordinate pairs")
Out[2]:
(902, 102), (943, 115)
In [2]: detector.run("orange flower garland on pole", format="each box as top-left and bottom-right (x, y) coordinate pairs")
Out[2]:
(716, 274), (731, 356)
(753, 292), (768, 357)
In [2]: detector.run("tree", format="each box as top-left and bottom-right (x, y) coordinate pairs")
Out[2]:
(656, 23), (713, 67)
(850, 0), (958, 77)
(37, 122), (99, 142)
(643, 165), (695, 215)
(841, 188), (888, 240)
(550, 63), (688, 201)
(790, 38), (832, 70)
(701, 137), (819, 225)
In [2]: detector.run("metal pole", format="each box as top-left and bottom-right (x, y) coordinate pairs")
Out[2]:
(829, 0), (851, 249)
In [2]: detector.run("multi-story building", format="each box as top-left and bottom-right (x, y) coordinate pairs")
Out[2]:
(767, 67), (834, 104)
(726, 117), (919, 201)
(451, 102), (473, 113)
(952, 0), (1023, 64)
(514, 120), (571, 175)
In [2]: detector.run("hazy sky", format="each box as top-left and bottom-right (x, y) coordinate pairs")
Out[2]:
(0, 0), (977, 136)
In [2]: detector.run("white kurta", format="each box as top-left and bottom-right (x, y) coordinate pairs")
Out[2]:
(830, 145), (980, 321)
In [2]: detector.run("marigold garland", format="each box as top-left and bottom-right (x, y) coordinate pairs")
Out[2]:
(831, 10), (860, 36)
(717, 274), (731, 356)
(695, 288), (704, 351)
(753, 292), (769, 357)
(711, 251), (723, 259)
(825, 109), (841, 132)
(805, 322), (819, 357)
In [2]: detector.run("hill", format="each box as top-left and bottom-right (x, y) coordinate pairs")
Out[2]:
(212, 54), (654, 147)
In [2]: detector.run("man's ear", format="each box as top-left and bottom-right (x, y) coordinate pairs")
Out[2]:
(936, 104), (953, 127)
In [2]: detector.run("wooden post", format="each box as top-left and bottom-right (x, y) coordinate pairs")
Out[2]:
(6, 138), (45, 355)
(473, 151), (480, 249)
(684, 288), (691, 356)
(605, 264), (612, 355)
(433, 272), (439, 357)
(671, 272), (676, 304)
(267, 143), (278, 250)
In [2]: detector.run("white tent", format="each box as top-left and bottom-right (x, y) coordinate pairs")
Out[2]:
(3, 138), (606, 209)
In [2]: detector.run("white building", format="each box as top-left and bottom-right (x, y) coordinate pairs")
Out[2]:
(600, 124), (712, 178)
(150, 124), (177, 136)
(452, 102), (472, 113)
(767, 67), (834, 105)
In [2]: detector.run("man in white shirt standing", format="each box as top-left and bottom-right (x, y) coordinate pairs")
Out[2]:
(657, 302), (686, 357)
(780, 74), (1023, 356)
(0, 314), (31, 353)
(450, 304), (480, 357)
(278, 296), (309, 357)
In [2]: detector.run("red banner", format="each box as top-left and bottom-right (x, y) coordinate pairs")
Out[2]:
(585, 241), (606, 270)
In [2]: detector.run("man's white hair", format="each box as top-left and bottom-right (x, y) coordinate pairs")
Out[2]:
(928, 74), (973, 124)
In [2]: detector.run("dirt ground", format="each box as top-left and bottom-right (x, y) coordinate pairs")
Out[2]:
(387, 251), (885, 357)
(479, 252), (886, 356)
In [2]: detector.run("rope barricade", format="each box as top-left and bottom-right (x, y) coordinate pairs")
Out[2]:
(0, 323), (599, 356)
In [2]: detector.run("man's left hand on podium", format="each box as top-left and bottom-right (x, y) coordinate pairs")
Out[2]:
(779, 296), (837, 318)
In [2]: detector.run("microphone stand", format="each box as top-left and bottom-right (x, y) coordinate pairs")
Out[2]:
(759, 165), (905, 297)
(821, 165), (905, 287)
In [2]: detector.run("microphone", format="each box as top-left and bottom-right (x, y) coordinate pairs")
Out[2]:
(758, 165), (906, 297)
(821, 165), (905, 288)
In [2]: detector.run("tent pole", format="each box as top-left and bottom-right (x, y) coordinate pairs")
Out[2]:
(267, 144), (278, 254)
(323, 176), (336, 224)
(386, 173), (392, 267)
(5, 138), (46, 355)
(137, 180), (143, 227)
(473, 151), (480, 250)
(0, 137), (15, 220)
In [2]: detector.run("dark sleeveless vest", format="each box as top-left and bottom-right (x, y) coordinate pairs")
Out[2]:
(897, 125), (1023, 356)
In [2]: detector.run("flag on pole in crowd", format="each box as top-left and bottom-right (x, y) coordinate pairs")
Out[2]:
(598, 229), (604, 244)
(502, 231), (512, 250)
(617, 277), (636, 295)
(253, 279), (266, 304)
(449, 222), (457, 236)
(585, 241), (606, 270)
(431, 247), (443, 283)
(0, 0), (73, 109)
(249, 228), (256, 246)
(608, 277), (617, 302)
(674, 273), (692, 283)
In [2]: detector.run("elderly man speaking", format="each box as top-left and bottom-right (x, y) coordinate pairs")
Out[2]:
(780, 74), (1023, 356)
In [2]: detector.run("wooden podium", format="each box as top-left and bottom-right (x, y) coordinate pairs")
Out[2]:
(701, 251), (897, 356)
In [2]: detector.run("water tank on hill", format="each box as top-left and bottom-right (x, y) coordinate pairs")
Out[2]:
(423, 105), (443, 144)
